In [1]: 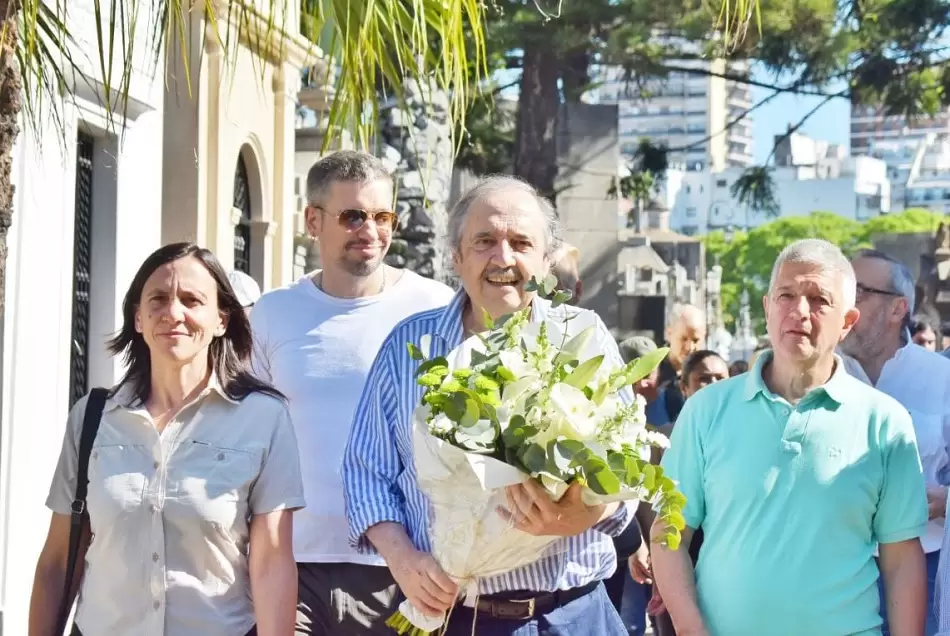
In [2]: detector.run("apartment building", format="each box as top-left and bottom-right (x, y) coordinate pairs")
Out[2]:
(593, 58), (754, 172)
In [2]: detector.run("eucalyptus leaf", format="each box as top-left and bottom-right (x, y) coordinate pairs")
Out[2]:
(551, 290), (573, 308)
(520, 443), (547, 474)
(524, 277), (540, 292)
(586, 467), (622, 495)
(542, 273), (558, 296)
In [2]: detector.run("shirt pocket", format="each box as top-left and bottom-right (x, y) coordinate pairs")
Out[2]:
(168, 440), (261, 527)
(87, 443), (150, 519)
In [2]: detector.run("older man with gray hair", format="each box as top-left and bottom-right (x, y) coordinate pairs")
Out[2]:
(839, 249), (950, 636)
(342, 175), (637, 634)
(652, 239), (928, 636)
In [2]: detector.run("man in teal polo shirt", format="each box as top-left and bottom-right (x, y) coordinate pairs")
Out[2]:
(651, 238), (928, 636)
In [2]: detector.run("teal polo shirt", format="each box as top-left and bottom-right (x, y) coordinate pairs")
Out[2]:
(661, 351), (928, 636)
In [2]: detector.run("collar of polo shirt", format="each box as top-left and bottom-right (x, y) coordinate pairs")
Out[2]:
(742, 349), (850, 405)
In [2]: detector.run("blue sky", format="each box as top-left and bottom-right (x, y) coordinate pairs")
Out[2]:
(748, 71), (850, 162)
(494, 66), (853, 164)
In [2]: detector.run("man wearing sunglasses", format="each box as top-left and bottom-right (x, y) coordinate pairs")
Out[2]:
(249, 150), (455, 635)
(839, 249), (950, 636)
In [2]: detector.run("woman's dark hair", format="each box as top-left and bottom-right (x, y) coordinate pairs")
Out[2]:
(910, 314), (936, 337)
(681, 350), (726, 383)
(107, 242), (283, 404)
(727, 360), (749, 377)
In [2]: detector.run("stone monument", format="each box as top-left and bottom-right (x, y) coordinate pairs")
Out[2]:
(378, 78), (455, 283)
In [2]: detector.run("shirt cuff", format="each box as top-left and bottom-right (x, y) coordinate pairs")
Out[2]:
(877, 522), (928, 544)
(593, 500), (634, 537)
(347, 503), (409, 555)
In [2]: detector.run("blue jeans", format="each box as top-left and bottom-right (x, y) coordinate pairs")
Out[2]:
(621, 579), (654, 636)
(442, 583), (626, 635)
(878, 549), (940, 636)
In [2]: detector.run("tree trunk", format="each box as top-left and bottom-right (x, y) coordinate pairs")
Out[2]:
(513, 42), (560, 201)
(560, 48), (590, 103)
(0, 0), (20, 321)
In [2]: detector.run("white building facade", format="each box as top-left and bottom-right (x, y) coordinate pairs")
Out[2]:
(851, 103), (950, 157)
(658, 133), (890, 235)
(592, 58), (754, 172)
(0, 2), (318, 633)
(869, 132), (950, 213)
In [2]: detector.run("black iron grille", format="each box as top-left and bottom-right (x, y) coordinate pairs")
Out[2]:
(233, 155), (252, 274)
(69, 133), (94, 408)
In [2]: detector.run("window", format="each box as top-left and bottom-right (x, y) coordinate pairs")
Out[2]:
(716, 179), (728, 187)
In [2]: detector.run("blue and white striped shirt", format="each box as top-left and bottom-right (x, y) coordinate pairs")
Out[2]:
(341, 289), (636, 594)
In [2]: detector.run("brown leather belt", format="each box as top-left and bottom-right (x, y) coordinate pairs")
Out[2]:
(471, 581), (599, 620)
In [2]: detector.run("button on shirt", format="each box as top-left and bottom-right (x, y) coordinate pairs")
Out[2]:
(342, 291), (635, 595)
(662, 351), (928, 636)
(46, 379), (306, 636)
(840, 343), (950, 553)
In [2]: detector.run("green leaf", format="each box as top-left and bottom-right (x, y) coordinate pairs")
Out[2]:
(415, 357), (449, 378)
(524, 277), (540, 292)
(662, 510), (687, 531)
(546, 440), (574, 475)
(496, 365), (517, 382)
(407, 342), (425, 361)
(520, 443), (547, 474)
(460, 397), (480, 428)
(554, 326), (595, 365)
(626, 347), (670, 384)
(586, 467), (622, 495)
(641, 464), (657, 491)
(482, 308), (495, 330)
(542, 273), (559, 296)
(551, 290), (573, 308)
(564, 355), (605, 389)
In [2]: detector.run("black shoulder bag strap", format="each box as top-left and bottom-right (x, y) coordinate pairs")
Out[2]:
(55, 387), (108, 635)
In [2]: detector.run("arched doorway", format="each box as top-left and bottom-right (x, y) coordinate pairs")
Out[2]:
(233, 154), (252, 273)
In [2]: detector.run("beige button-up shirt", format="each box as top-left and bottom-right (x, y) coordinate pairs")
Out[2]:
(46, 379), (305, 636)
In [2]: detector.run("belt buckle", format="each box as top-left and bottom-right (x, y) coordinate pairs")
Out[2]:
(509, 597), (536, 619)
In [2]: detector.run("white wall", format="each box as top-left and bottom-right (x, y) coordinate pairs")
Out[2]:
(0, 1), (165, 631)
(665, 157), (890, 234)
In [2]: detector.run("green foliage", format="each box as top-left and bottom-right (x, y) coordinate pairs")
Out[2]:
(705, 208), (945, 331)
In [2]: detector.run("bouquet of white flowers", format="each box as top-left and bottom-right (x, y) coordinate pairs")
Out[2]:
(387, 276), (687, 636)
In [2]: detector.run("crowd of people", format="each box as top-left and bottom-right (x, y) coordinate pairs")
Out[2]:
(24, 149), (950, 636)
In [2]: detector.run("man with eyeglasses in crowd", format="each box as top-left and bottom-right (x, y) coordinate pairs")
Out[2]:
(249, 151), (455, 635)
(839, 249), (950, 636)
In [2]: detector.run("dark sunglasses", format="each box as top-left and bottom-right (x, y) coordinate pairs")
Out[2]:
(317, 206), (398, 232)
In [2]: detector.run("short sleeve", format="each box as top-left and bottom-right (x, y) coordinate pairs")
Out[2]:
(874, 405), (928, 544)
(45, 395), (89, 515)
(249, 403), (306, 515)
(248, 302), (273, 383)
(659, 396), (706, 530)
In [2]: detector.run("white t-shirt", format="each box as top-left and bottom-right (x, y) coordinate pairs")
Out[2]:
(250, 270), (455, 564)
(841, 343), (950, 553)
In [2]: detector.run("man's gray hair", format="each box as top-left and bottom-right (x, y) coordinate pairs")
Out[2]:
(768, 239), (857, 308)
(668, 302), (705, 326)
(854, 248), (916, 312)
(305, 150), (392, 205)
(447, 175), (563, 257)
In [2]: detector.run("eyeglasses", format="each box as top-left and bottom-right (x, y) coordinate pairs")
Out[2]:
(316, 206), (398, 232)
(856, 282), (901, 301)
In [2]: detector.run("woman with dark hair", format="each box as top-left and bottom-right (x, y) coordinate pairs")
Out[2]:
(28, 243), (304, 636)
